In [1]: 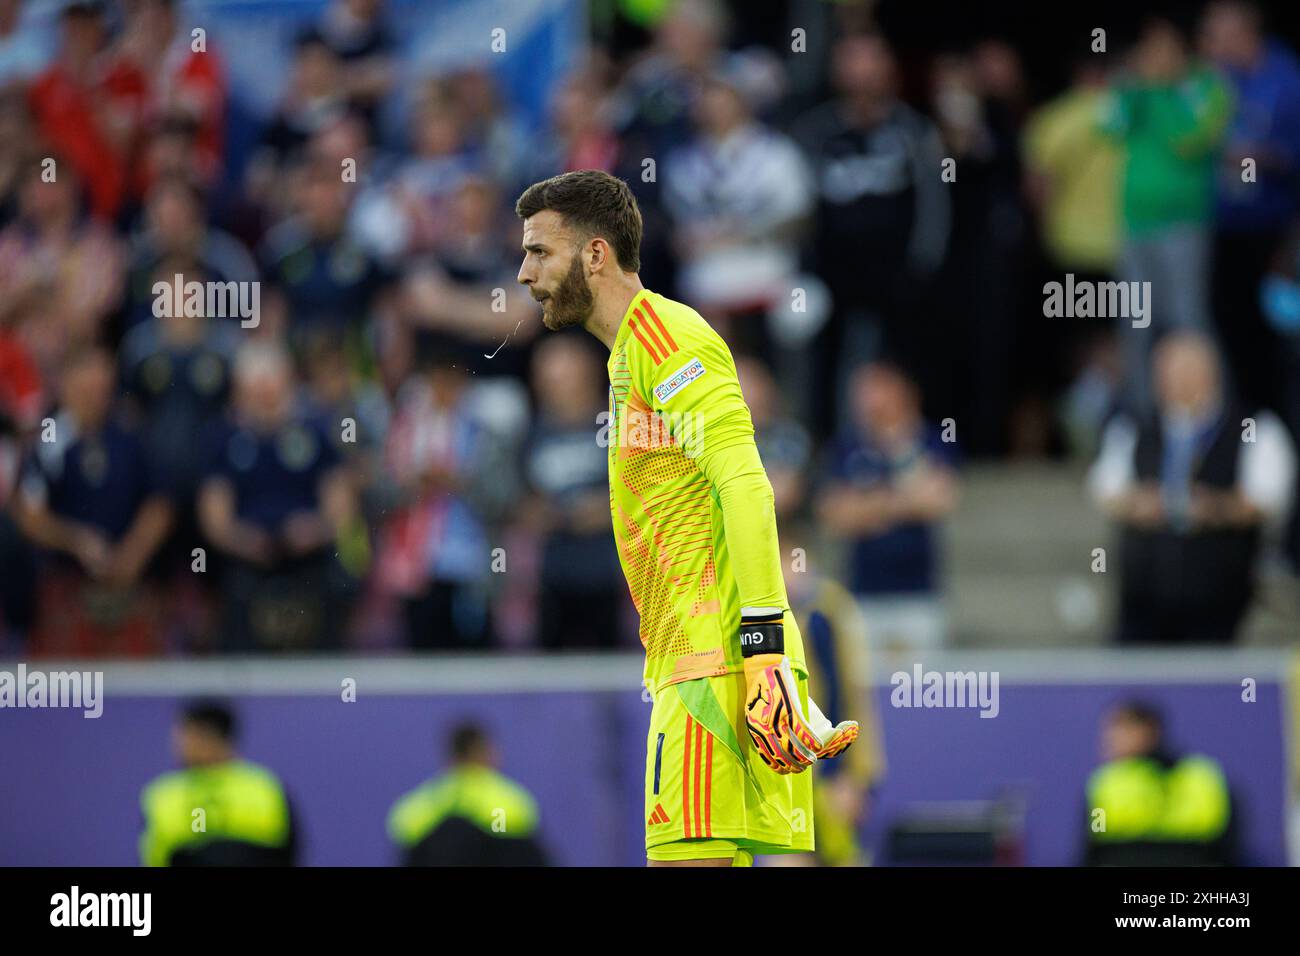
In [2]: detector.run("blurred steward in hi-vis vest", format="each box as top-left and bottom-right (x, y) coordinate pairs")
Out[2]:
(1083, 700), (1235, 866)
(139, 700), (297, 866)
(388, 722), (549, 866)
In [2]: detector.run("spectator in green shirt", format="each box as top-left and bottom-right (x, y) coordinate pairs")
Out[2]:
(1102, 14), (1232, 416)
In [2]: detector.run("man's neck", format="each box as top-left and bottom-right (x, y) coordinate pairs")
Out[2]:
(193, 752), (235, 768)
(585, 275), (645, 351)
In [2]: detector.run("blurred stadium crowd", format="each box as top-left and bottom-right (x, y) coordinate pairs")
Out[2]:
(0, 0), (1298, 657)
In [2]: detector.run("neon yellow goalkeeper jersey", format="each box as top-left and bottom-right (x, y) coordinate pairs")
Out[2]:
(606, 291), (806, 695)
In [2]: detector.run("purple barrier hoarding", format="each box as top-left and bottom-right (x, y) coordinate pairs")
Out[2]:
(1, 680), (1288, 866)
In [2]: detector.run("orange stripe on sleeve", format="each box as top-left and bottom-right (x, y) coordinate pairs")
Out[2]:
(704, 733), (713, 837)
(635, 308), (670, 358)
(641, 299), (678, 352)
(682, 715), (694, 838)
(629, 320), (663, 365)
(693, 722), (703, 840)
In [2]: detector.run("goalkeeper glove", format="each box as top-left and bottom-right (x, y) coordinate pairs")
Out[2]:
(741, 607), (860, 774)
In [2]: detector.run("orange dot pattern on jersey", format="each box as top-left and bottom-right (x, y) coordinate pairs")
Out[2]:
(609, 347), (719, 664)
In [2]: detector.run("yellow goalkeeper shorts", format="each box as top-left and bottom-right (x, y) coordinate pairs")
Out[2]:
(644, 669), (815, 861)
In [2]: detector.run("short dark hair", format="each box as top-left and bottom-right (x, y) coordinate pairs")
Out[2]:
(515, 170), (642, 273)
(1111, 700), (1164, 737)
(1208, 0), (1264, 30)
(148, 173), (206, 212)
(1139, 8), (1198, 47)
(294, 25), (335, 55)
(182, 700), (237, 741)
(448, 721), (488, 761)
(62, 0), (106, 20)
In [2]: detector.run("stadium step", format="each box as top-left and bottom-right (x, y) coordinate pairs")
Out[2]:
(938, 463), (1296, 647)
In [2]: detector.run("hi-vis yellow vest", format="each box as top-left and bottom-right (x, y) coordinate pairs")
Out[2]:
(139, 760), (291, 866)
(1087, 755), (1230, 842)
(387, 765), (540, 847)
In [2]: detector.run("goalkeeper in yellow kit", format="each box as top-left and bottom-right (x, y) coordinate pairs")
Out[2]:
(516, 170), (857, 867)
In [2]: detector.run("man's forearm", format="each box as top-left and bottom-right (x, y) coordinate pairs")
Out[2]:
(701, 439), (787, 612)
(1191, 488), (1263, 529)
(893, 469), (959, 522)
(14, 501), (83, 556)
(201, 505), (270, 560)
(819, 486), (898, 534)
(115, 498), (174, 576)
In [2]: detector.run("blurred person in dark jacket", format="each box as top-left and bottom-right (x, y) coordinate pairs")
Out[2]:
(736, 354), (811, 522)
(306, 112), (404, 267)
(258, 156), (392, 351)
(1083, 700), (1235, 866)
(140, 700), (298, 867)
(119, 265), (240, 650)
(312, 0), (396, 132)
(197, 341), (355, 651)
(120, 266), (240, 504)
(608, 0), (730, 171)
(930, 43), (1030, 455)
(381, 80), (477, 259)
(1201, 0), (1300, 413)
(662, 61), (813, 360)
(401, 175), (540, 384)
(607, 0), (732, 292)
(522, 334), (624, 649)
(792, 30), (949, 442)
(447, 66), (531, 192)
(388, 722), (548, 866)
(121, 175), (258, 334)
(14, 345), (173, 655)
(134, 114), (218, 228)
(816, 360), (960, 652)
(300, 330), (389, 581)
(1088, 330), (1295, 644)
(244, 29), (349, 212)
